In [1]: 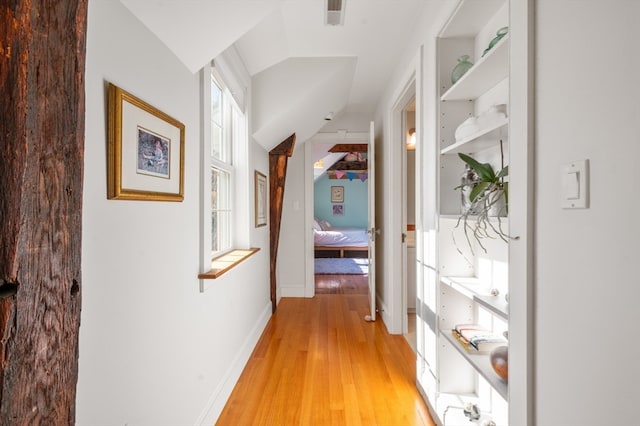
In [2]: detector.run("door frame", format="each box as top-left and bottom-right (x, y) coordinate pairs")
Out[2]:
(304, 131), (370, 298)
(386, 60), (419, 335)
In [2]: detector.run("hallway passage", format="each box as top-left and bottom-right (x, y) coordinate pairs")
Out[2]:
(216, 275), (435, 425)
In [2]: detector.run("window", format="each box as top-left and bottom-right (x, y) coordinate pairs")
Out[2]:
(209, 68), (244, 256)
(200, 57), (253, 286)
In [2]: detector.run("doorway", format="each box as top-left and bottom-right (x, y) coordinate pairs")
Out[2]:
(311, 142), (370, 294)
(403, 98), (417, 351)
(387, 74), (418, 345)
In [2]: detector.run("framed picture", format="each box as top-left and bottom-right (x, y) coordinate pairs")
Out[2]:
(255, 171), (267, 227)
(331, 185), (344, 203)
(332, 204), (344, 216)
(107, 83), (185, 201)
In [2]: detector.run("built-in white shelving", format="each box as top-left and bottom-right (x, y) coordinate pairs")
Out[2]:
(441, 331), (508, 400)
(441, 118), (508, 155)
(425, 0), (510, 426)
(419, 0), (512, 424)
(440, 0), (507, 38)
(441, 276), (509, 320)
(441, 35), (509, 102)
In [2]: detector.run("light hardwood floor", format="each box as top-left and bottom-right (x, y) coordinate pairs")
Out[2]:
(216, 274), (435, 426)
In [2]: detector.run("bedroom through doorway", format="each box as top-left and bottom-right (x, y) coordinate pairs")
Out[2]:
(311, 141), (370, 295)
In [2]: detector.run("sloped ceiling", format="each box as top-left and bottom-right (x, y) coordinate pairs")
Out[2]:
(119, 0), (280, 73)
(119, 0), (430, 150)
(252, 57), (357, 148)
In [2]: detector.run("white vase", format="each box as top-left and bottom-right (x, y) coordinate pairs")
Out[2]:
(487, 189), (507, 217)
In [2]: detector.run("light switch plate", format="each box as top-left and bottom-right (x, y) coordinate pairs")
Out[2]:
(562, 159), (589, 209)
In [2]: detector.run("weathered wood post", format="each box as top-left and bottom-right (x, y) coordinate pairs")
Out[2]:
(0, 0), (88, 423)
(268, 134), (296, 313)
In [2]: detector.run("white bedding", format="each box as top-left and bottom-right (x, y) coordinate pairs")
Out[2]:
(313, 227), (369, 247)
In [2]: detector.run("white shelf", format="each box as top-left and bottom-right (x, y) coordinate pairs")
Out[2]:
(441, 330), (508, 400)
(441, 35), (509, 102)
(439, 0), (506, 38)
(435, 393), (480, 425)
(441, 118), (508, 155)
(441, 276), (509, 320)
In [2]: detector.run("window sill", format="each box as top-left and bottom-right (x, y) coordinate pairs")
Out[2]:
(198, 248), (260, 279)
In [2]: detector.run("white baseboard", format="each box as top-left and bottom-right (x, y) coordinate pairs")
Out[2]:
(279, 284), (306, 298)
(377, 294), (395, 332)
(194, 301), (272, 425)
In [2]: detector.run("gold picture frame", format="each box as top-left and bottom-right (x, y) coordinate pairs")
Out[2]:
(107, 83), (185, 201)
(255, 171), (267, 227)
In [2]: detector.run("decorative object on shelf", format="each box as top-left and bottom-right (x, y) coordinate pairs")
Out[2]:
(482, 26), (509, 57)
(451, 54), (474, 85)
(453, 140), (513, 254)
(454, 116), (479, 142)
(460, 163), (479, 214)
(477, 104), (507, 129)
(463, 403), (481, 421)
(452, 324), (508, 353)
(454, 104), (507, 143)
(487, 188), (507, 217)
(490, 345), (508, 381)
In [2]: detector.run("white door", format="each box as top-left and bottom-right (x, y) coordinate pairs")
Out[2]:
(366, 121), (377, 321)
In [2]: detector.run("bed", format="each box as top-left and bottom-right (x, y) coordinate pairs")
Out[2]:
(313, 218), (369, 258)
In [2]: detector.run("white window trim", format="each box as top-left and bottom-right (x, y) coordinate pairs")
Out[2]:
(200, 57), (251, 292)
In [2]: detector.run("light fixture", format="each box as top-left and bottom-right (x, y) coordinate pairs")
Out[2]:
(324, 112), (334, 121)
(325, 0), (346, 26)
(407, 128), (416, 149)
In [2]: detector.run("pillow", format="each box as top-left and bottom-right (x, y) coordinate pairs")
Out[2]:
(319, 219), (332, 230)
(313, 218), (322, 231)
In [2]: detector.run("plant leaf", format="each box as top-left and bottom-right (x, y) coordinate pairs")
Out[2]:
(496, 165), (509, 179)
(458, 153), (495, 181)
(470, 181), (489, 202)
(503, 181), (509, 208)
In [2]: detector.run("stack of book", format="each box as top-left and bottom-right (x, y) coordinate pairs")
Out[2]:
(451, 324), (507, 353)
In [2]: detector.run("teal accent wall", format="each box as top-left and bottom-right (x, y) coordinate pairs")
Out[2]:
(314, 174), (368, 228)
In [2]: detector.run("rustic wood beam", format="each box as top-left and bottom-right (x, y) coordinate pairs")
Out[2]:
(268, 134), (296, 313)
(329, 143), (368, 153)
(0, 0), (87, 423)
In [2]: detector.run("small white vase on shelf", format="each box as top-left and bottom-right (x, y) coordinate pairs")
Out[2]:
(487, 188), (507, 217)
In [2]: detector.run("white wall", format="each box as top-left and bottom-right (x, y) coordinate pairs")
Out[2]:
(77, 1), (271, 424)
(277, 143), (308, 298)
(371, 1), (451, 333)
(372, 0), (640, 423)
(535, 1), (640, 424)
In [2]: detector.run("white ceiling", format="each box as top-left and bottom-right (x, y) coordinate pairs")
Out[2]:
(120, 0), (434, 149)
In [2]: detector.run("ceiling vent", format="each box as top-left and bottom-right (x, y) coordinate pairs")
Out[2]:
(325, 0), (345, 26)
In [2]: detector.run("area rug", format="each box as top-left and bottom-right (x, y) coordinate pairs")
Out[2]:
(314, 258), (369, 275)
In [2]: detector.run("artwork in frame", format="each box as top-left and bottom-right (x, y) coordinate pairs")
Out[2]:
(255, 171), (267, 227)
(107, 83), (185, 201)
(331, 185), (344, 203)
(332, 204), (344, 216)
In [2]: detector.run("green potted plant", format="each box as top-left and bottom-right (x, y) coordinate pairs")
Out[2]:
(454, 150), (511, 254)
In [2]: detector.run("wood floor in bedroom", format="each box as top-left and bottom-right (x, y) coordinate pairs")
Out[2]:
(314, 273), (369, 294)
(215, 274), (435, 426)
